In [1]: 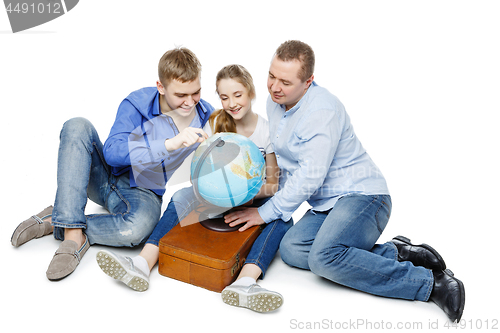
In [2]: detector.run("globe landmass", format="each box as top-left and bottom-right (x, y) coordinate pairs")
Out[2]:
(191, 133), (265, 207)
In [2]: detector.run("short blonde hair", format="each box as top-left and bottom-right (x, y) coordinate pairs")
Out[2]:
(275, 40), (315, 82)
(158, 47), (201, 86)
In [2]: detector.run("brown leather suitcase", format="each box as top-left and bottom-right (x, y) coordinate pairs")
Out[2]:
(158, 207), (261, 292)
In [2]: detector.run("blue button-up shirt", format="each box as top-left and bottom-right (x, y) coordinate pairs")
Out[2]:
(103, 87), (214, 196)
(258, 82), (389, 223)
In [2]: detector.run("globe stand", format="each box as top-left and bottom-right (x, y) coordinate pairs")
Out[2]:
(198, 211), (241, 232)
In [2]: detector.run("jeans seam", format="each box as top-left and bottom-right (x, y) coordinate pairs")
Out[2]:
(424, 269), (434, 301)
(91, 142), (111, 177)
(52, 140), (102, 227)
(145, 239), (159, 246)
(256, 223), (277, 261)
(85, 140), (112, 214)
(375, 198), (390, 233)
(388, 241), (399, 261)
(109, 184), (131, 216)
(321, 195), (380, 271)
(51, 222), (87, 229)
(244, 259), (266, 278)
(336, 256), (432, 287)
(248, 222), (278, 277)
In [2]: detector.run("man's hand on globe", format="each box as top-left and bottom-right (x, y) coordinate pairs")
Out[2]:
(224, 207), (264, 232)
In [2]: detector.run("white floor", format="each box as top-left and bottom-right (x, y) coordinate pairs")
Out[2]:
(4, 196), (495, 333)
(2, 1), (499, 332)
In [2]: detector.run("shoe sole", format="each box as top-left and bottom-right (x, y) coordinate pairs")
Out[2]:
(393, 235), (446, 270)
(221, 288), (283, 313)
(96, 251), (149, 292)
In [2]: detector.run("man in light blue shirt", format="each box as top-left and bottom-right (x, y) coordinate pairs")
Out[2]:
(224, 40), (464, 322)
(258, 79), (389, 222)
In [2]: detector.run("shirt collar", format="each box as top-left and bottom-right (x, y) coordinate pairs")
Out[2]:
(152, 90), (161, 116)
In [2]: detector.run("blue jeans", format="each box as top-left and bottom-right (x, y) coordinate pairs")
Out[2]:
(279, 194), (433, 301)
(51, 117), (162, 247)
(147, 186), (292, 278)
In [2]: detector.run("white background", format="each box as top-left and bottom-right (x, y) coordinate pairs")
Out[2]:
(1, 1), (499, 332)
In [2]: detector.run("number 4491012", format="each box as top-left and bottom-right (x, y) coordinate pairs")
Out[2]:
(444, 319), (498, 330)
(5, 2), (62, 14)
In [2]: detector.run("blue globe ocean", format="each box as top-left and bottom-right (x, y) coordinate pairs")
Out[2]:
(191, 133), (266, 208)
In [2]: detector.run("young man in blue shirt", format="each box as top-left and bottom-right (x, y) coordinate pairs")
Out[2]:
(11, 47), (214, 281)
(224, 40), (465, 322)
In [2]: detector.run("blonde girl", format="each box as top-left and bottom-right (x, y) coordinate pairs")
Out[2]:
(96, 65), (291, 313)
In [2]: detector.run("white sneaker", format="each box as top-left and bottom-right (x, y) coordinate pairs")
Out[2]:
(221, 284), (283, 313)
(96, 250), (149, 292)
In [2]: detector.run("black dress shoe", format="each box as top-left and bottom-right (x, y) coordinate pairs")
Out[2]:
(430, 269), (465, 322)
(391, 235), (446, 270)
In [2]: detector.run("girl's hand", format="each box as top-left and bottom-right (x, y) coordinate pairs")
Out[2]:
(224, 207), (265, 232)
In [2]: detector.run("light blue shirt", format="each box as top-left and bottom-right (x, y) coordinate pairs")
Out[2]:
(258, 82), (389, 223)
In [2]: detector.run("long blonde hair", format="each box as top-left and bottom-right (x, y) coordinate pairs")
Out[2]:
(208, 64), (256, 134)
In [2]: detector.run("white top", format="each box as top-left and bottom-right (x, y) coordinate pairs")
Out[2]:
(203, 113), (273, 157)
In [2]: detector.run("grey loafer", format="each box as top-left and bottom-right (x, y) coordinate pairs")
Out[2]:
(11, 206), (53, 247)
(46, 233), (90, 281)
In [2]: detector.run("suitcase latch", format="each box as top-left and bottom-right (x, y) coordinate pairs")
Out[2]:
(231, 253), (240, 276)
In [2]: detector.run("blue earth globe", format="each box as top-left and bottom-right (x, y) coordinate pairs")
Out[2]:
(191, 132), (266, 208)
